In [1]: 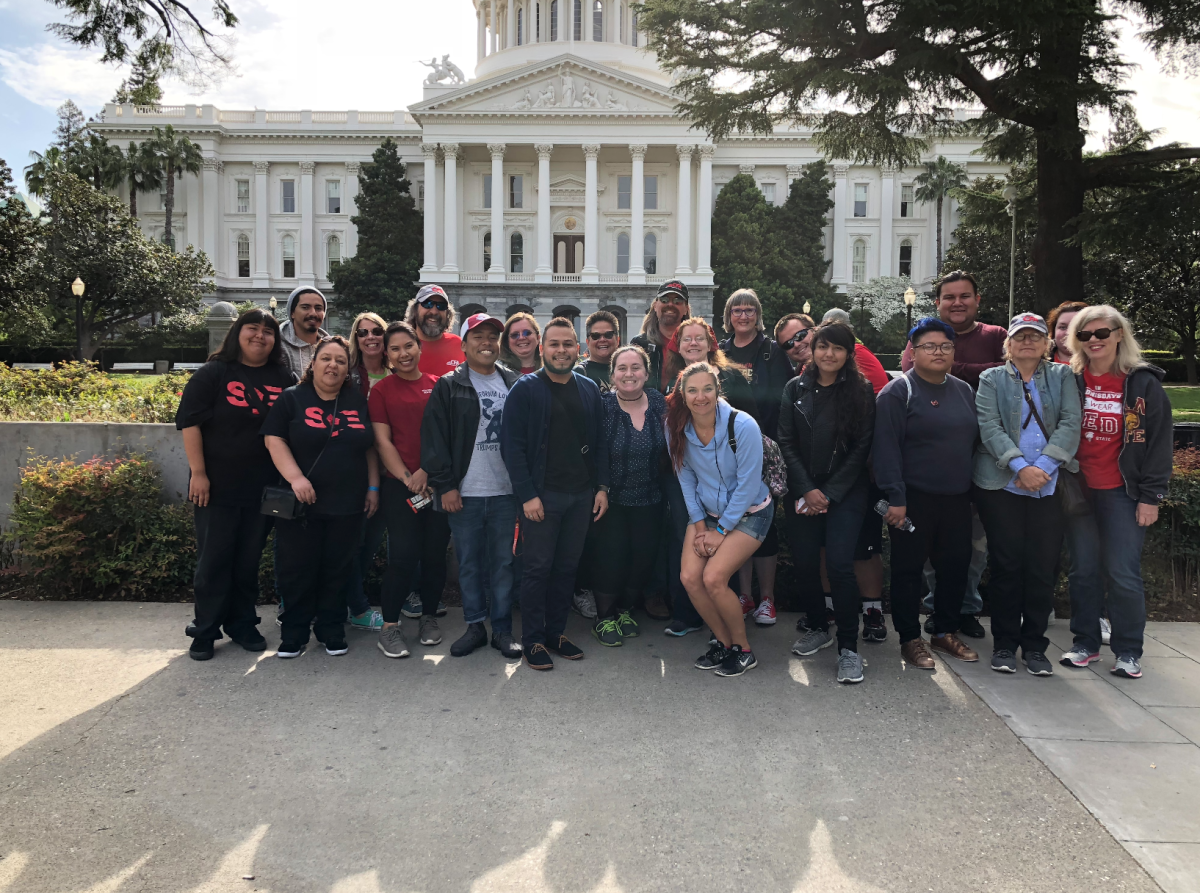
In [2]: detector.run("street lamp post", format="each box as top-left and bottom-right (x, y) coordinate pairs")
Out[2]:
(1002, 185), (1018, 321)
(904, 286), (916, 333)
(269, 296), (278, 318)
(70, 277), (85, 362)
(802, 300), (811, 316)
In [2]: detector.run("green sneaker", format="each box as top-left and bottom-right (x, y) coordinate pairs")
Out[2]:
(592, 618), (623, 647)
(615, 610), (640, 638)
(349, 609), (383, 631)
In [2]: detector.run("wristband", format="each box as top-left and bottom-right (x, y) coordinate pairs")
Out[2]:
(715, 523), (729, 536)
(368, 486), (380, 492)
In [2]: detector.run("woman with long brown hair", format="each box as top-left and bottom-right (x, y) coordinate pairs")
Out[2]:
(500, 312), (542, 375)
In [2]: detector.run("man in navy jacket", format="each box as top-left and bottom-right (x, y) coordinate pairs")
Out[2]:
(501, 317), (609, 670)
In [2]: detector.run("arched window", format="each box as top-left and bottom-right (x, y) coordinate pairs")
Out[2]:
(898, 239), (913, 278)
(483, 232), (492, 270)
(619, 3), (624, 43)
(616, 233), (630, 274)
(550, 0), (558, 40)
(282, 234), (296, 278)
(851, 239), (866, 284)
(572, 0), (582, 39)
(535, 1), (541, 40)
(327, 235), (341, 276)
(510, 232), (524, 273)
(592, 0), (603, 40)
(517, 7), (524, 44)
(631, 10), (639, 46)
(644, 232), (657, 274)
(236, 234), (250, 278)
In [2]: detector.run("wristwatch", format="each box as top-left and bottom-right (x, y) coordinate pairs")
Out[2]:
(597, 484), (610, 493)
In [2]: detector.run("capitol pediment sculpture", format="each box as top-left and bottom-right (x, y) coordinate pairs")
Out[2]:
(508, 77), (634, 111)
(531, 81), (557, 108)
(421, 55), (467, 86)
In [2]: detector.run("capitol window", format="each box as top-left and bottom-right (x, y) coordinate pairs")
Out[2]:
(510, 175), (523, 209)
(236, 179), (249, 214)
(550, 0), (558, 40)
(511, 232), (523, 273)
(644, 233), (657, 274)
(854, 183), (867, 217)
(236, 234), (250, 278)
(326, 180), (341, 214)
(616, 233), (630, 274)
(282, 234), (296, 278)
(483, 232), (492, 269)
(901, 184), (914, 217)
(631, 10), (639, 46)
(483, 174), (492, 209)
(762, 182), (776, 204)
(852, 239), (866, 283)
(617, 175), (631, 209)
(592, 0), (603, 40)
(517, 7), (524, 44)
(281, 180), (296, 214)
(644, 176), (658, 210)
(327, 235), (341, 276)
(573, 0), (582, 39)
(898, 239), (913, 277)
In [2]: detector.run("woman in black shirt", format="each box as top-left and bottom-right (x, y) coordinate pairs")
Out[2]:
(262, 336), (380, 658)
(176, 309), (297, 661)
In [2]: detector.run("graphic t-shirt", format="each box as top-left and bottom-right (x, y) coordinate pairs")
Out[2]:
(1077, 369), (1127, 490)
(368, 373), (438, 476)
(418, 334), (464, 378)
(459, 369), (513, 497)
(722, 340), (759, 382)
(578, 359), (612, 392)
(174, 360), (296, 506)
(260, 383), (375, 516)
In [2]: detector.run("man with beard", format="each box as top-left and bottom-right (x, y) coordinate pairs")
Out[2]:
(405, 284), (464, 377)
(632, 280), (690, 392)
(279, 286), (331, 378)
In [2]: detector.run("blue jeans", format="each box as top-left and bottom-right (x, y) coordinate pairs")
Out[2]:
(921, 507), (986, 614)
(344, 505), (388, 617)
(1066, 487), (1148, 659)
(446, 495), (517, 634)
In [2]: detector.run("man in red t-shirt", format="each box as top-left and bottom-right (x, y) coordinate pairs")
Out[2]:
(900, 271), (1006, 389)
(405, 284), (464, 377)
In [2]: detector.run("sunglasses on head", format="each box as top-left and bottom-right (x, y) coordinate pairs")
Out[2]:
(588, 330), (616, 340)
(418, 298), (448, 311)
(1077, 327), (1115, 342)
(356, 326), (384, 338)
(781, 329), (811, 350)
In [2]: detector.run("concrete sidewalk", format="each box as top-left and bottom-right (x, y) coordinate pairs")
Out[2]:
(0, 601), (1166, 893)
(941, 619), (1200, 893)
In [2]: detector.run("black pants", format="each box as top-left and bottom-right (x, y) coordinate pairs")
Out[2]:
(519, 489), (593, 649)
(888, 489), (972, 643)
(974, 485), (1064, 655)
(590, 501), (663, 618)
(276, 513), (362, 646)
(190, 504), (272, 642)
(786, 481), (868, 652)
(664, 474), (704, 627)
(379, 477), (451, 623)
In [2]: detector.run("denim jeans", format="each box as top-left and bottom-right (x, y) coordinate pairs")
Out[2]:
(344, 501), (388, 616)
(519, 489), (594, 649)
(921, 507), (986, 614)
(1066, 487), (1148, 659)
(446, 495), (517, 634)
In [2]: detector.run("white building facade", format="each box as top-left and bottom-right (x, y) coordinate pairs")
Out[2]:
(94, 0), (1004, 332)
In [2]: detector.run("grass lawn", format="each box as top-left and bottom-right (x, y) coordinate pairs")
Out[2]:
(1166, 385), (1200, 422)
(107, 373), (165, 393)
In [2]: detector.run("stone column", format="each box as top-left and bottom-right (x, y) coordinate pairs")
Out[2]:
(299, 161), (315, 285)
(566, 0), (574, 41)
(442, 144), (460, 273)
(488, 143), (506, 280)
(675, 145), (693, 275)
(879, 164), (896, 278)
(421, 144), (439, 273)
(253, 161), (269, 285)
(583, 144), (600, 280)
(831, 163), (848, 283)
(185, 170), (200, 252)
(696, 145), (713, 276)
(606, 0), (616, 40)
(628, 144), (646, 281)
(201, 157), (220, 265)
(478, 4), (486, 60)
(507, 0), (516, 46)
(345, 162), (360, 257)
(535, 143), (553, 280)
(490, 0), (498, 53)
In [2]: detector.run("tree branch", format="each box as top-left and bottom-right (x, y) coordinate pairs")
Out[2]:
(1082, 146), (1200, 189)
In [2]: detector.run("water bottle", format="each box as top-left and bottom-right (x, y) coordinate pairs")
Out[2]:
(874, 499), (915, 533)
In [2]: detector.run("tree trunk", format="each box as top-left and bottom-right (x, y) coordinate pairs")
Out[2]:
(164, 163), (175, 249)
(936, 195), (944, 274)
(1182, 328), (1198, 386)
(129, 185), (137, 218)
(79, 329), (98, 362)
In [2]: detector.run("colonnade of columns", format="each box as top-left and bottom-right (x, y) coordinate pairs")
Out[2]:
(476, 0), (641, 61)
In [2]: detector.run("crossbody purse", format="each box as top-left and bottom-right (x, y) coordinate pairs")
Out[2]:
(1021, 383), (1091, 516)
(260, 394), (338, 520)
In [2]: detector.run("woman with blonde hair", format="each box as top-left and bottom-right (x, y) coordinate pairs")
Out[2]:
(500, 312), (542, 375)
(1059, 305), (1173, 679)
(348, 312), (389, 397)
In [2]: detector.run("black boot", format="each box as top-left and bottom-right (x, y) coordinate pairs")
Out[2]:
(450, 622), (489, 657)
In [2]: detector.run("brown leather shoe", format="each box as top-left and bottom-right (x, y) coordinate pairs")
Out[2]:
(643, 592), (670, 621)
(900, 638), (936, 669)
(930, 632), (979, 662)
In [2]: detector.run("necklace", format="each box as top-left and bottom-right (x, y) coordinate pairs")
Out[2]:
(616, 391), (645, 403)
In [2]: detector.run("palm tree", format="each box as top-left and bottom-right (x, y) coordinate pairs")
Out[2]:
(913, 156), (969, 275)
(77, 133), (125, 192)
(24, 147), (68, 197)
(147, 124), (202, 249)
(123, 141), (163, 218)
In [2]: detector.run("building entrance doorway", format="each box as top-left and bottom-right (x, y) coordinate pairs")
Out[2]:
(554, 235), (585, 274)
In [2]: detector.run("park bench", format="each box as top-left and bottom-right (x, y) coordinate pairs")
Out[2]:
(173, 362), (204, 371)
(110, 362), (155, 373)
(12, 363), (54, 371)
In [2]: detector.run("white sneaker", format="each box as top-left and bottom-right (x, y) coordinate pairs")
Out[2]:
(1100, 617), (1112, 645)
(572, 589), (598, 620)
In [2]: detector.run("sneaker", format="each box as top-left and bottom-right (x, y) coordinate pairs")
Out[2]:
(1060, 645), (1100, 668)
(643, 592), (671, 621)
(792, 628), (834, 657)
(738, 593), (755, 616)
(714, 645), (757, 677)
(694, 642), (730, 670)
(490, 630), (523, 659)
(418, 616), (442, 646)
(188, 639), (215, 661)
(1024, 651), (1054, 676)
(664, 619), (702, 637)
(837, 649), (865, 684)
(930, 632), (979, 662)
(752, 599), (777, 626)
(436, 600), (448, 618)
(990, 649), (1018, 673)
(861, 608), (887, 643)
(228, 629), (267, 652)
(525, 643), (554, 670)
(277, 642), (306, 659)
(1112, 654), (1142, 678)
(450, 622), (488, 657)
(349, 609), (384, 631)
(572, 589), (598, 620)
(592, 618), (623, 647)
(615, 610), (640, 638)
(324, 639), (349, 656)
(401, 592), (423, 619)
(547, 635), (584, 660)
(377, 624), (410, 658)
(1100, 617), (1112, 645)
(959, 614), (986, 639)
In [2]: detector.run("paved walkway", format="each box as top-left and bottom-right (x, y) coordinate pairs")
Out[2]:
(942, 619), (1200, 893)
(0, 601), (1180, 893)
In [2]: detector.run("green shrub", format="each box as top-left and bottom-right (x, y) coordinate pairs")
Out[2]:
(1145, 448), (1200, 610)
(0, 362), (190, 422)
(4, 452), (195, 598)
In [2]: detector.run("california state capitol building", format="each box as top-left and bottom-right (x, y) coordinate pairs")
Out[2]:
(93, 0), (1005, 336)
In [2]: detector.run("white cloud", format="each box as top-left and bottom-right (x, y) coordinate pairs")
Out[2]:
(0, 43), (124, 113)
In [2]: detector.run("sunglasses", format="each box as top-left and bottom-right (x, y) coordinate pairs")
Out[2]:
(509, 328), (536, 339)
(588, 330), (616, 340)
(418, 298), (448, 311)
(1077, 327), (1115, 342)
(657, 296), (688, 306)
(356, 326), (384, 338)
(781, 329), (812, 350)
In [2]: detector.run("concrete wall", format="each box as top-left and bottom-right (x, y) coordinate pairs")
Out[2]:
(0, 423), (188, 527)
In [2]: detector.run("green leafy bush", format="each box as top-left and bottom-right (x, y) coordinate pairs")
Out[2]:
(4, 452), (194, 598)
(0, 362), (189, 422)
(1143, 448), (1200, 615)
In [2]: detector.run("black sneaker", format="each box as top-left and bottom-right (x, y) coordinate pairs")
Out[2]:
(524, 643), (554, 670)
(694, 642), (729, 670)
(547, 635), (584, 660)
(592, 618), (623, 647)
(1024, 651), (1054, 676)
(188, 639), (214, 661)
(714, 644), (757, 677)
(324, 639), (349, 656)
(490, 630), (523, 658)
(862, 608), (887, 642)
(228, 629), (267, 652)
(959, 614), (986, 639)
(450, 622), (489, 657)
(277, 642), (306, 659)
(991, 649), (1018, 673)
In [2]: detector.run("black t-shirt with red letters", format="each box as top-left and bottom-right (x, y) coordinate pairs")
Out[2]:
(175, 360), (297, 507)
(259, 381), (374, 516)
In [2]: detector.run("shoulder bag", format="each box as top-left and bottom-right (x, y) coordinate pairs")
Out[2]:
(260, 394), (339, 520)
(727, 409), (789, 499)
(1022, 383), (1090, 516)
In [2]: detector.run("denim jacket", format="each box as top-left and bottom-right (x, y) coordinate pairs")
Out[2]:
(973, 360), (1081, 491)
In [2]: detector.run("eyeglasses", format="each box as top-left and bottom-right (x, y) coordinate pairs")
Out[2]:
(914, 342), (955, 355)
(356, 326), (384, 338)
(1011, 331), (1045, 343)
(781, 329), (811, 350)
(418, 298), (448, 311)
(657, 296), (688, 306)
(509, 328), (536, 339)
(588, 330), (616, 340)
(1077, 327), (1115, 342)
(730, 307), (757, 318)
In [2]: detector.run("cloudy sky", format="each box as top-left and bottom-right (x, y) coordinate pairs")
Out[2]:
(1, 0), (1198, 189)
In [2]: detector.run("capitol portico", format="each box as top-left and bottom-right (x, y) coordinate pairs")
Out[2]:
(93, 0), (1005, 333)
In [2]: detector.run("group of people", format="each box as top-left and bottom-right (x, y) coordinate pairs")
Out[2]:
(177, 271), (1173, 683)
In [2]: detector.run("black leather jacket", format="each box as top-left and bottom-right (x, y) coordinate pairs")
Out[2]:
(777, 368), (875, 503)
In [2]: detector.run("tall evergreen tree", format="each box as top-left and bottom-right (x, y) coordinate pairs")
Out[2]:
(710, 173), (784, 330)
(54, 100), (86, 161)
(113, 39), (172, 106)
(0, 159), (41, 326)
(769, 161), (838, 321)
(329, 138), (423, 320)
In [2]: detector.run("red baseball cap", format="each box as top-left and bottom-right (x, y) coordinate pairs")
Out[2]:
(460, 313), (504, 338)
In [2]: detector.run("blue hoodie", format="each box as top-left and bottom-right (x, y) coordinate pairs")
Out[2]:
(674, 399), (770, 531)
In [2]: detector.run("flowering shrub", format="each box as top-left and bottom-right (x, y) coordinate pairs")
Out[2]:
(0, 362), (190, 423)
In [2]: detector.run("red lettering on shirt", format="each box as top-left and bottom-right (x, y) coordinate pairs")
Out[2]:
(226, 381), (249, 408)
(304, 406), (328, 428)
(342, 409), (366, 430)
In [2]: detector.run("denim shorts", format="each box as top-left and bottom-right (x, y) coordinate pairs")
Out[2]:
(705, 500), (775, 543)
